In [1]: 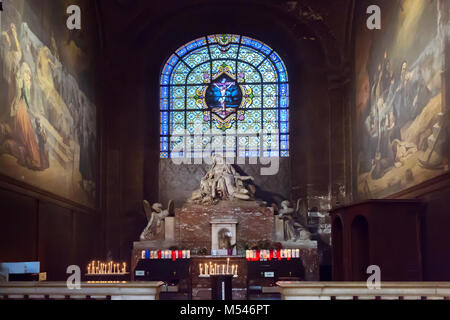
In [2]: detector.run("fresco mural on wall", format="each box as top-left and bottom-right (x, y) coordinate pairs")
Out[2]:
(355, 0), (450, 199)
(0, 0), (97, 207)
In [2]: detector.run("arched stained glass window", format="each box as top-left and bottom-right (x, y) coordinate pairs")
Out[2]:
(160, 34), (289, 159)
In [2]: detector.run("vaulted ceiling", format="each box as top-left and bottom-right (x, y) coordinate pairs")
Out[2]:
(93, 0), (356, 71)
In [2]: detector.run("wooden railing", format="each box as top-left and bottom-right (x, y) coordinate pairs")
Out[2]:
(277, 282), (450, 300)
(0, 282), (164, 300)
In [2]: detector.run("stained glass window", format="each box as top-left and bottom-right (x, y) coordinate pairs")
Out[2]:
(160, 34), (290, 159)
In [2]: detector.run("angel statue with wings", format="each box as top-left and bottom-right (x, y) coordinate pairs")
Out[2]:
(139, 200), (174, 241)
(278, 200), (311, 242)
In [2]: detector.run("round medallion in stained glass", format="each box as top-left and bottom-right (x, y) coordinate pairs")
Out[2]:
(206, 74), (242, 117)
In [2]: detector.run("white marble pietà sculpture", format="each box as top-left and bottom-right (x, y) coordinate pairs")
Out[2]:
(188, 154), (255, 204)
(278, 200), (311, 241)
(139, 200), (174, 241)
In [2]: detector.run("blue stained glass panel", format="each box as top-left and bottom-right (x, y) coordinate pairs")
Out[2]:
(263, 121), (278, 132)
(280, 110), (289, 122)
(280, 83), (289, 96)
(171, 98), (185, 110)
(210, 44), (239, 60)
(237, 62), (260, 83)
(161, 112), (169, 123)
(260, 60), (278, 82)
(185, 48), (210, 68)
(185, 41), (198, 52)
(171, 87), (185, 98)
(280, 96), (289, 108)
(161, 142), (169, 151)
(186, 111), (204, 123)
(161, 74), (170, 85)
(263, 110), (278, 122)
(161, 123), (169, 136)
(249, 96), (262, 109)
(264, 85), (278, 97)
(171, 123), (185, 135)
(176, 46), (188, 57)
(162, 64), (173, 77)
(239, 47), (265, 66)
(160, 99), (169, 110)
(280, 135), (289, 150)
(269, 52), (281, 64)
(161, 86), (169, 99)
(260, 44), (272, 55)
(160, 34), (289, 159)
(263, 96), (277, 108)
(241, 37), (263, 51)
(168, 54), (179, 66)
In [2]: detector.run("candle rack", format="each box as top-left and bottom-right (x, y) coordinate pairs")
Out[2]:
(86, 260), (128, 275)
(198, 258), (238, 278)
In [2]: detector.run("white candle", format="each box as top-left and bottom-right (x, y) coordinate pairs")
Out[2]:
(226, 258), (230, 274)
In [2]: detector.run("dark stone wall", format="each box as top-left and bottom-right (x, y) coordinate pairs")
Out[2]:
(420, 184), (450, 281)
(0, 187), (100, 281)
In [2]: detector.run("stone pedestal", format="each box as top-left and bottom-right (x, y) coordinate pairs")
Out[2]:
(131, 200), (320, 284)
(176, 201), (274, 253)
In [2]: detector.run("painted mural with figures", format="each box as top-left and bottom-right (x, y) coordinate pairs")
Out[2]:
(0, 0), (97, 207)
(355, 0), (450, 199)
